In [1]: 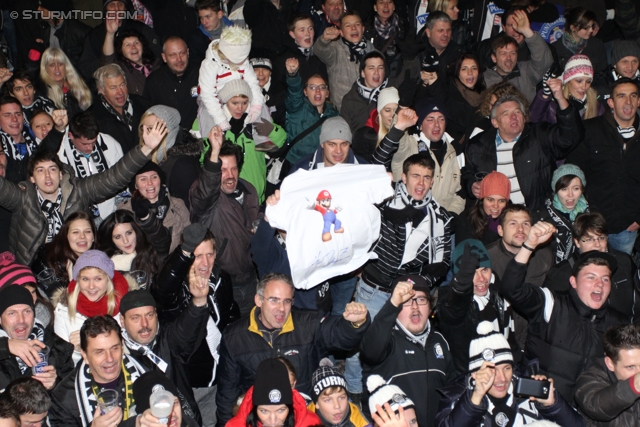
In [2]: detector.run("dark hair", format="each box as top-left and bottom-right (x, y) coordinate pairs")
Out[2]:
(604, 324), (640, 362)
(0, 399), (19, 425)
(402, 153), (435, 175)
(80, 315), (122, 352)
(29, 109), (52, 127)
(5, 70), (34, 95)
(425, 11), (451, 30)
(611, 77), (639, 96)
(498, 204), (530, 227)
(195, 0), (222, 12)
(491, 33), (518, 55)
(565, 7), (598, 33)
(554, 174), (584, 194)
(288, 13), (313, 32)
(114, 29), (156, 68)
(43, 211), (97, 285)
(305, 74), (328, 87)
(69, 111), (99, 140)
(573, 256), (613, 276)
(359, 51), (388, 76)
(451, 53), (485, 93)
(246, 404), (295, 427)
(501, 6), (528, 30)
(97, 210), (159, 276)
(573, 212), (608, 241)
(27, 150), (64, 177)
(468, 197), (512, 238)
(4, 378), (51, 415)
(277, 357), (297, 381)
(0, 95), (22, 111)
(340, 10), (361, 26)
(219, 141), (244, 172)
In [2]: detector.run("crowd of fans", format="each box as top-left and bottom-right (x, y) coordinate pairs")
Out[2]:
(0, 0), (638, 426)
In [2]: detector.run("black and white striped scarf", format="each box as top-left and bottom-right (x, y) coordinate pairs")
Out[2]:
(356, 77), (388, 104)
(75, 354), (145, 427)
(341, 37), (367, 63)
(23, 96), (56, 124)
(63, 136), (109, 179)
(0, 130), (38, 161)
(121, 328), (168, 372)
(0, 321), (46, 374)
(101, 95), (134, 130)
(38, 189), (63, 243)
(391, 180), (429, 209)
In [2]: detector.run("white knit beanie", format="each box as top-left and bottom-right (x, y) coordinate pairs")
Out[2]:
(562, 54), (594, 84)
(367, 375), (415, 417)
(218, 78), (253, 104)
(218, 26), (252, 64)
(377, 87), (400, 114)
(468, 321), (513, 372)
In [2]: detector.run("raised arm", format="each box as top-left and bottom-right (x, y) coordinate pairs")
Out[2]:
(371, 108), (418, 169)
(189, 126), (223, 222)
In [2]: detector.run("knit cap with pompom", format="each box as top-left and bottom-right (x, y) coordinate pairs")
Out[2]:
(468, 320), (513, 373)
(367, 375), (414, 417)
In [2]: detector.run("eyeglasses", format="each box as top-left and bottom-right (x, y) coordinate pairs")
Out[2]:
(402, 297), (429, 307)
(580, 235), (608, 244)
(306, 84), (328, 91)
(259, 295), (294, 306)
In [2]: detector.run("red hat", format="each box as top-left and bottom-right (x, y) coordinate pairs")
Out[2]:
(317, 190), (331, 201)
(479, 171), (511, 200)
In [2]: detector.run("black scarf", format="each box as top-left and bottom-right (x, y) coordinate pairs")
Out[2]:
(150, 185), (170, 220)
(341, 37), (367, 63)
(101, 94), (134, 130)
(38, 189), (63, 243)
(487, 394), (516, 427)
(23, 96), (56, 123)
(0, 129), (38, 161)
(356, 77), (388, 104)
(298, 46), (311, 58)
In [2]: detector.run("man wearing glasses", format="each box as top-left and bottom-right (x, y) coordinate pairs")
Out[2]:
(215, 272), (369, 427)
(359, 274), (453, 427)
(544, 212), (640, 323)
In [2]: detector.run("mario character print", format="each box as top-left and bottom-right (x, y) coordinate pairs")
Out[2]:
(313, 190), (344, 242)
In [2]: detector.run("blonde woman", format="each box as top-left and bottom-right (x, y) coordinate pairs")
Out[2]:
(40, 47), (92, 119)
(52, 250), (132, 363)
(137, 105), (181, 164)
(530, 54), (604, 123)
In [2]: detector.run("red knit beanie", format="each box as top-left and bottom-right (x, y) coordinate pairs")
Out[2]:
(479, 171), (511, 200)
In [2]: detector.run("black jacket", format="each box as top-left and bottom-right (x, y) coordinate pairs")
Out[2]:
(498, 258), (631, 404)
(0, 329), (74, 391)
(360, 299), (453, 427)
(124, 301), (209, 425)
(216, 308), (370, 426)
(41, 19), (91, 70)
(341, 82), (377, 133)
(152, 246), (240, 388)
(143, 63), (200, 129)
(575, 358), (640, 427)
(463, 104), (585, 211)
(435, 374), (585, 427)
(566, 111), (640, 234)
(543, 249), (640, 323)
(243, 0), (295, 59)
(89, 94), (149, 154)
(78, 20), (161, 81)
(437, 279), (518, 378)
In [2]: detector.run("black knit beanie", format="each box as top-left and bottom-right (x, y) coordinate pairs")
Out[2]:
(252, 359), (293, 406)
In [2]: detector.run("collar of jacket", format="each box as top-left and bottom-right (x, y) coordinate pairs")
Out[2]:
(568, 287), (607, 321)
(307, 402), (367, 427)
(248, 306), (295, 335)
(492, 64), (521, 81)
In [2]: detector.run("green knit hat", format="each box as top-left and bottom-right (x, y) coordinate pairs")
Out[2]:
(551, 164), (586, 191)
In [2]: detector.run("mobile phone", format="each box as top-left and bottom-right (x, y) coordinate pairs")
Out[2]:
(515, 378), (550, 399)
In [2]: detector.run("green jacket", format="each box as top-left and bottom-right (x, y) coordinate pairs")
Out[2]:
(285, 73), (339, 165)
(225, 122), (286, 203)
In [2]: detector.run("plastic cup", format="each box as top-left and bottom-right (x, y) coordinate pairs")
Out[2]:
(31, 345), (50, 374)
(97, 389), (120, 414)
(150, 389), (174, 423)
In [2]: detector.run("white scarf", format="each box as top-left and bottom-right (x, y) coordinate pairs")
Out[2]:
(121, 328), (168, 372)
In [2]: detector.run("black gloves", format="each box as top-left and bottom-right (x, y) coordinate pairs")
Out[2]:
(182, 223), (209, 254)
(453, 243), (479, 292)
(132, 195), (151, 220)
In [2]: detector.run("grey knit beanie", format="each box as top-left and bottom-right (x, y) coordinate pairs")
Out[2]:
(147, 105), (181, 163)
(218, 79), (253, 105)
(551, 163), (586, 191)
(611, 40), (640, 65)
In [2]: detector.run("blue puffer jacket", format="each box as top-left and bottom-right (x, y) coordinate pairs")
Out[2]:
(284, 72), (339, 164)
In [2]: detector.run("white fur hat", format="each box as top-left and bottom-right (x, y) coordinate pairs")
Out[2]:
(218, 26), (252, 64)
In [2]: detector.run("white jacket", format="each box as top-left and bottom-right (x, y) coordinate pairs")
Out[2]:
(198, 40), (263, 126)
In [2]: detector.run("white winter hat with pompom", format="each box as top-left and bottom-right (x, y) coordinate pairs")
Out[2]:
(367, 375), (414, 417)
(468, 321), (513, 373)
